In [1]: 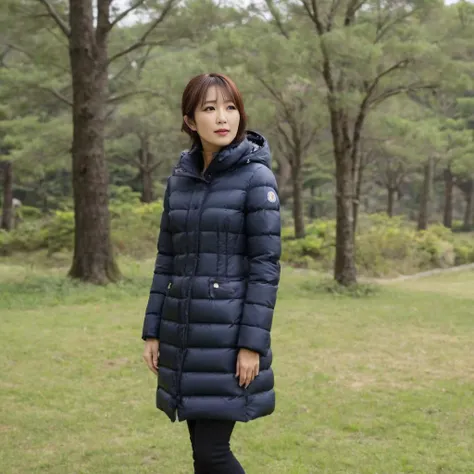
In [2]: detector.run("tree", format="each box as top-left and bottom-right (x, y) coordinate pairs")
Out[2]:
(303, 156), (334, 220)
(258, 78), (322, 238)
(3, 0), (179, 283)
(407, 86), (474, 230)
(0, 160), (13, 231)
(264, 0), (447, 284)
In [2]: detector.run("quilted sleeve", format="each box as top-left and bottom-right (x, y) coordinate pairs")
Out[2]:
(141, 180), (174, 340)
(237, 165), (281, 356)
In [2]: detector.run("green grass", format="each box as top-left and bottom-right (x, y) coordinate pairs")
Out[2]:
(1, 255), (473, 473)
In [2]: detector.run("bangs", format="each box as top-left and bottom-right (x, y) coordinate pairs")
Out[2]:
(197, 76), (236, 107)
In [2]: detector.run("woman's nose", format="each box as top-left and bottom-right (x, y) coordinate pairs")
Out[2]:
(216, 108), (227, 123)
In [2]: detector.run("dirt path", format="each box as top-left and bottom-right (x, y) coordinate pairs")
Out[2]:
(289, 263), (474, 284)
(368, 262), (474, 284)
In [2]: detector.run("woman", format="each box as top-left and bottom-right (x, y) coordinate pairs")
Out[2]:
(142, 73), (281, 474)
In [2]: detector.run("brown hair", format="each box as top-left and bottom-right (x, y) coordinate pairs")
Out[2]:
(181, 73), (248, 149)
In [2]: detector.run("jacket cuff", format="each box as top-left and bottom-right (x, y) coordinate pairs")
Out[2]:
(141, 313), (161, 341)
(237, 325), (270, 357)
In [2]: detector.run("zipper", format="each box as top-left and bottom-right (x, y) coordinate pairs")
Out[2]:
(224, 215), (231, 278)
(224, 226), (228, 278)
(174, 169), (210, 411)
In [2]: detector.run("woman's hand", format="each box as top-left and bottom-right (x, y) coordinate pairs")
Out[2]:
(236, 348), (260, 388)
(143, 338), (160, 375)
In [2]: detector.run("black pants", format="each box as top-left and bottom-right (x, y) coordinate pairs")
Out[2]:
(186, 419), (245, 474)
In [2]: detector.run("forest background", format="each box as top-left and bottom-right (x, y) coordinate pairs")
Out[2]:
(0, 0), (474, 285)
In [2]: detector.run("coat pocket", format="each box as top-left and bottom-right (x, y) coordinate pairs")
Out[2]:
(208, 278), (245, 300)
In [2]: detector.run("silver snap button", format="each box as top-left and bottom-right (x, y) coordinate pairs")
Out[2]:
(168, 282), (172, 289)
(213, 282), (219, 289)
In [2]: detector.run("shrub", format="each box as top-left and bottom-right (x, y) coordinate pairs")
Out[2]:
(44, 211), (75, 255)
(18, 206), (43, 220)
(3, 200), (474, 278)
(356, 224), (417, 276)
(414, 231), (455, 269)
(452, 237), (474, 265)
(112, 201), (164, 257)
(0, 230), (13, 256)
(281, 219), (335, 271)
(0, 220), (47, 255)
(0, 187), (164, 258)
(282, 213), (474, 277)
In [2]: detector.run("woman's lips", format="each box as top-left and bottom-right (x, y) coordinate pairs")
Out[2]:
(215, 130), (229, 136)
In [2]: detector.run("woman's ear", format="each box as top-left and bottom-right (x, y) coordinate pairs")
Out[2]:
(184, 115), (196, 131)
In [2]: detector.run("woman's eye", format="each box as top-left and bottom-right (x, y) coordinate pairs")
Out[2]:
(204, 106), (214, 111)
(228, 105), (236, 110)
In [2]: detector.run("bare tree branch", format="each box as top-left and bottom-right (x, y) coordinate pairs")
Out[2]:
(40, 86), (73, 106)
(264, 0), (290, 39)
(96, 0), (111, 42)
(370, 83), (438, 108)
(299, 1), (334, 91)
(107, 89), (163, 104)
(37, 0), (70, 38)
(350, 62), (428, 170)
(256, 76), (287, 110)
(108, 60), (136, 83)
(303, 127), (319, 152)
(277, 123), (294, 159)
(327, 0), (343, 30)
(107, 39), (167, 66)
(105, 107), (118, 120)
(111, 154), (141, 168)
(107, 0), (177, 66)
(136, 44), (154, 78)
(375, 9), (419, 43)
(301, 0), (325, 34)
(406, 89), (437, 110)
(349, 59), (410, 164)
(364, 59), (410, 101)
(344, 0), (365, 26)
(109, 0), (147, 30)
(150, 160), (162, 172)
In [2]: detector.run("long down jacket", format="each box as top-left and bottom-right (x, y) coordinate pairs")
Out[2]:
(142, 131), (281, 423)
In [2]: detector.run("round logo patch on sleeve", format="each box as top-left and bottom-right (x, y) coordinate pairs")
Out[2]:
(267, 190), (277, 203)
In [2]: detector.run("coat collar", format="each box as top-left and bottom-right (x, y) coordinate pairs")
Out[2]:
(173, 130), (271, 180)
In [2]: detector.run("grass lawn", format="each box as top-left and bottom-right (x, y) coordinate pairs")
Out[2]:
(1, 254), (473, 473)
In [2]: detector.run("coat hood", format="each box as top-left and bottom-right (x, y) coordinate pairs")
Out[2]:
(173, 130), (271, 178)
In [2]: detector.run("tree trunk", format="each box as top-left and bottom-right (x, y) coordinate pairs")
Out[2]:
(387, 187), (395, 217)
(462, 179), (473, 231)
(138, 139), (154, 203)
(291, 161), (305, 238)
(352, 156), (364, 235)
(417, 158), (433, 231)
(309, 185), (317, 219)
(67, 0), (120, 284)
(1, 161), (13, 231)
(275, 155), (292, 206)
(141, 167), (154, 203)
(443, 167), (453, 228)
(334, 149), (357, 285)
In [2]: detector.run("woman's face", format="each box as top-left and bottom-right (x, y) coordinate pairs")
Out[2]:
(185, 85), (241, 153)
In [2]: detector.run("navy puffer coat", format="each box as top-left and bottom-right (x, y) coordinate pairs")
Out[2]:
(142, 131), (281, 423)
